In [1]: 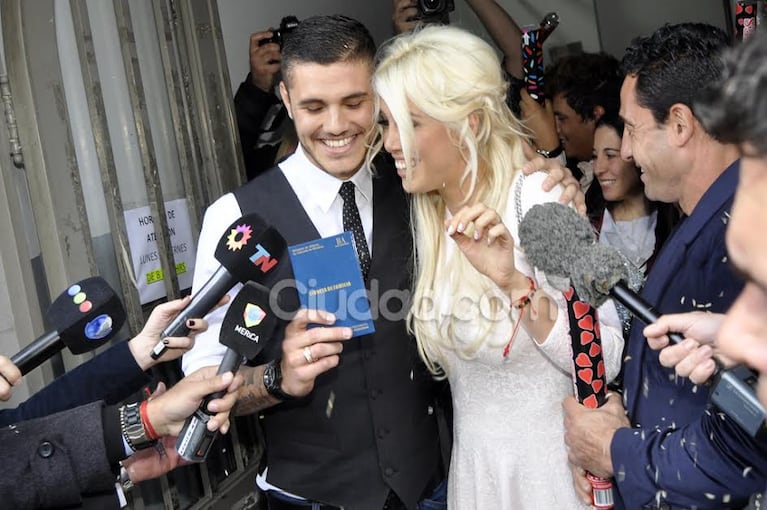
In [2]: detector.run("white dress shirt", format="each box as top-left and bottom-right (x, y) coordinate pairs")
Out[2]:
(181, 143), (374, 374)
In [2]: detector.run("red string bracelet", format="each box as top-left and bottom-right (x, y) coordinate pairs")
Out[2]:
(139, 400), (160, 441)
(503, 276), (537, 358)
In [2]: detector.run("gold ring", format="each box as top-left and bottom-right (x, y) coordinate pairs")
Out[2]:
(303, 345), (315, 364)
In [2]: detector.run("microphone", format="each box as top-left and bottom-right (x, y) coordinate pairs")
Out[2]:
(518, 203), (685, 342)
(519, 202), (766, 438)
(176, 281), (277, 462)
(11, 276), (126, 375)
(150, 213), (286, 360)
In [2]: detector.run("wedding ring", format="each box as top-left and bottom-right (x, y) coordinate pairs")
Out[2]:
(303, 345), (315, 364)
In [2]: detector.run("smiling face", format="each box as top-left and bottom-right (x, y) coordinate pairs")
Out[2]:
(718, 149), (767, 406)
(379, 99), (467, 197)
(592, 124), (643, 203)
(619, 75), (683, 205)
(280, 59), (375, 180)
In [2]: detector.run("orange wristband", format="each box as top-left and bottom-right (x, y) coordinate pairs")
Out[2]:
(139, 400), (160, 441)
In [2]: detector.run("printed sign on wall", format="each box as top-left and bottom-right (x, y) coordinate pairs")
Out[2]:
(124, 198), (196, 304)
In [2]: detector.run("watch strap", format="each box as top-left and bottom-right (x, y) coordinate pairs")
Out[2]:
(536, 144), (564, 158)
(120, 402), (157, 451)
(263, 359), (296, 401)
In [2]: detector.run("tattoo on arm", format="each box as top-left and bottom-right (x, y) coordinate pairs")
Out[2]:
(234, 365), (278, 416)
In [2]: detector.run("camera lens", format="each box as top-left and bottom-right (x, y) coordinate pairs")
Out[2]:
(420, 0), (443, 13)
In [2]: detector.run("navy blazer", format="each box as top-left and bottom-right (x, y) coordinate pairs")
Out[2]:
(611, 161), (767, 509)
(0, 339), (150, 427)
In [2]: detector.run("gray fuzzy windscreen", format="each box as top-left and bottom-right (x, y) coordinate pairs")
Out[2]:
(569, 244), (629, 308)
(518, 202), (596, 278)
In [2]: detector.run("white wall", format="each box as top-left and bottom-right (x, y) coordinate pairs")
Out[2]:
(594, 0), (730, 59)
(218, 0), (393, 93)
(453, 0), (602, 59)
(217, 0), (603, 94)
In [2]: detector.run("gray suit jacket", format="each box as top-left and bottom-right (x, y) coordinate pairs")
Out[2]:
(0, 401), (118, 509)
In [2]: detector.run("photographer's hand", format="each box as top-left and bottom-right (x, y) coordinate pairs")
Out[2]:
(249, 30), (281, 92)
(392, 0), (419, 35)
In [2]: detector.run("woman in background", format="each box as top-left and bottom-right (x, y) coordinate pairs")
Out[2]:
(590, 114), (680, 334)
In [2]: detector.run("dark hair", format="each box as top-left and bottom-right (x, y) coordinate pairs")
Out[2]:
(696, 31), (767, 157)
(281, 15), (377, 86)
(545, 52), (623, 121)
(587, 112), (680, 257)
(594, 113), (626, 139)
(620, 22), (730, 125)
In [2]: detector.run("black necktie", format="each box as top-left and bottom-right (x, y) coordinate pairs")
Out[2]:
(339, 181), (371, 280)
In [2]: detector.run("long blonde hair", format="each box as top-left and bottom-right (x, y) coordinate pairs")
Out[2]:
(368, 26), (530, 377)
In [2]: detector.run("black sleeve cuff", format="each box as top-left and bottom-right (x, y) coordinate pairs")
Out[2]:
(102, 404), (127, 473)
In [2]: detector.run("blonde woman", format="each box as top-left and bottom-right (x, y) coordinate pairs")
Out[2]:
(369, 25), (624, 509)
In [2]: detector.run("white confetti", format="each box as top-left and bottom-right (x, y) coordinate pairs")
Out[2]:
(325, 391), (336, 418)
(743, 466), (754, 478)
(705, 493), (716, 500)
(680, 296), (686, 305)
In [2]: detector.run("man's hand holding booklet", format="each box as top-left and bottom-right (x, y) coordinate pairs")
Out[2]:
(288, 232), (375, 337)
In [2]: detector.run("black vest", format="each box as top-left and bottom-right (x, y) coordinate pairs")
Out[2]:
(233, 165), (441, 510)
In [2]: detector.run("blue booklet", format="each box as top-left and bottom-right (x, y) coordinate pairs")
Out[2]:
(288, 232), (375, 337)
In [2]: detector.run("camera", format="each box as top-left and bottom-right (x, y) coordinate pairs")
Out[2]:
(417, 0), (455, 20)
(259, 16), (299, 47)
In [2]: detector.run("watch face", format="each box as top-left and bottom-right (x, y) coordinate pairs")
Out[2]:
(264, 363), (276, 387)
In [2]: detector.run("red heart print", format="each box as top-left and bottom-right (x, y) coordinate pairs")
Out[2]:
(575, 353), (592, 367)
(578, 368), (593, 384)
(573, 301), (590, 319)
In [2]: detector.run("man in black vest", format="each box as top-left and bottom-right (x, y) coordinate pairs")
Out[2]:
(182, 15), (445, 510)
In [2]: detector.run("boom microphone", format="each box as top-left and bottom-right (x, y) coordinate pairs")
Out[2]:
(176, 281), (277, 462)
(12, 276), (126, 375)
(150, 213), (286, 360)
(519, 202), (766, 437)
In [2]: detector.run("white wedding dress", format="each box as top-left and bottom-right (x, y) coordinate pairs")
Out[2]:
(430, 172), (624, 509)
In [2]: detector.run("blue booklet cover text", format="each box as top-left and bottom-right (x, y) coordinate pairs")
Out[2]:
(288, 232), (374, 337)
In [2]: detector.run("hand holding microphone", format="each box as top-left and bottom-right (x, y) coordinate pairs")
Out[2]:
(176, 281), (277, 462)
(520, 202), (766, 439)
(150, 213), (286, 360)
(0, 356), (22, 401)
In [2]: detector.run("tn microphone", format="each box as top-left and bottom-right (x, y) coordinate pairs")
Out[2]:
(12, 276), (126, 375)
(519, 202), (766, 438)
(150, 213), (286, 360)
(176, 281), (277, 462)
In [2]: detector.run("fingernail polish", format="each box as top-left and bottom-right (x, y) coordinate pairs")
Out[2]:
(187, 319), (196, 327)
(162, 338), (170, 345)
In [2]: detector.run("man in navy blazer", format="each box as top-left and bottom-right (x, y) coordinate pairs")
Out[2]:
(563, 23), (767, 509)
